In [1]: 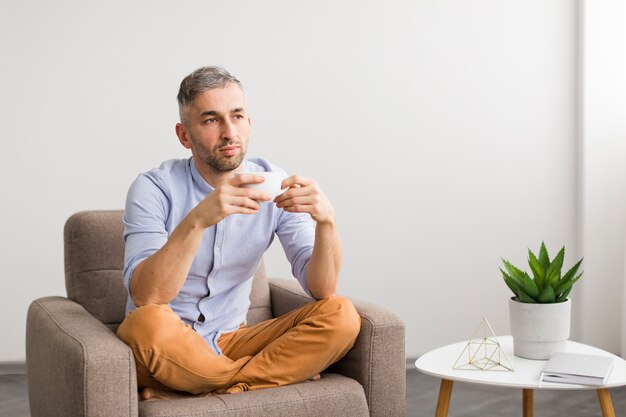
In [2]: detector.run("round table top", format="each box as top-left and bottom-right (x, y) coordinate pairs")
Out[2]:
(415, 336), (626, 390)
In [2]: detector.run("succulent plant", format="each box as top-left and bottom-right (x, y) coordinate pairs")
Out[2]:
(501, 242), (583, 303)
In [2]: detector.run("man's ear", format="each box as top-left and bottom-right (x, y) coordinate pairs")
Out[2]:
(175, 123), (192, 149)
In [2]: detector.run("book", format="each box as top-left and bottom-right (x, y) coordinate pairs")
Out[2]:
(539, 352), (615, 386)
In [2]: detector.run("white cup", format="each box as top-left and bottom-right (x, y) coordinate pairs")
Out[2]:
(235, 172), (287, 200)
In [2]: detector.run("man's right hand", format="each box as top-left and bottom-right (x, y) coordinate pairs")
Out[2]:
(191, 174), (272, 228)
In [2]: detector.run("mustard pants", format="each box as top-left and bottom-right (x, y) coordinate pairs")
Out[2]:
(116, 296), (361, 395)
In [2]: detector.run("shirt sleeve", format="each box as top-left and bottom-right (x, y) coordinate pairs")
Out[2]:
(122, 173), (170, 296)
(275, 209), (316, 297)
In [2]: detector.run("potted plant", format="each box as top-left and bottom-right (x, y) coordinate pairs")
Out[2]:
(500, 242), (583, 359)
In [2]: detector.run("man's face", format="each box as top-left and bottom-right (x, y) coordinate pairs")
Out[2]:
(178, 83), (251, 173)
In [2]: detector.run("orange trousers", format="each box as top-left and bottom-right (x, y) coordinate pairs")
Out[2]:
(116, 296), (360, 395)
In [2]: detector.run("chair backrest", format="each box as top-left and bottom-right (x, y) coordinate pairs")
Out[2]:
(64, 210), (272, 328)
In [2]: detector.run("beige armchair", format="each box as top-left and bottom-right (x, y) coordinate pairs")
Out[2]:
(26, 210), (405, 417)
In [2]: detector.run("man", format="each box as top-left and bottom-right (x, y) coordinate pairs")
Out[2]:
(116, 66), (360, 400)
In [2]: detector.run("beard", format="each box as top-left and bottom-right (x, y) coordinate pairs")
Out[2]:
(203, 150), (245, 172)
(193, 136), (246, 172)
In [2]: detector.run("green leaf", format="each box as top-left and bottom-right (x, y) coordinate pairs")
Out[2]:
(537, 285), (556, 303)
(561, 258), (583, 283)
(501, 268), (536, 302)
(554, 277), (574, 296)
(517, 291), (537, 303)
(527, 249), (545, 289)
(538, 242), (550, 273)
(555, 272), (583, 295)
(556, 286), (572, 303)
(521, 272), (540, 298)
(501, 268), (520, 297)
(502, 259), (525, 285)
(502, 259), (539, 298)
(546, 246), (564, 288)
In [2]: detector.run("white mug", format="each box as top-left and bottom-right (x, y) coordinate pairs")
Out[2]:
(235, 172), (287, 200)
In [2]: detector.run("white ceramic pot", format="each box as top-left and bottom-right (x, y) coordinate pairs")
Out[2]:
(509, 298), (571, 360)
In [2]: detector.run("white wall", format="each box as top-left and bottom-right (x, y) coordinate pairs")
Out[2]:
(1, 0), (582, 361)
(579, 0), (626, 355)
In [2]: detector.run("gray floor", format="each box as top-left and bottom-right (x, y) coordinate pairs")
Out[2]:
(2, 366), (625, 416)
(406, 366), (626, 416)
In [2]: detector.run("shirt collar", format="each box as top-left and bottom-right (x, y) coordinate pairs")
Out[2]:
(189, 157), (214, 194)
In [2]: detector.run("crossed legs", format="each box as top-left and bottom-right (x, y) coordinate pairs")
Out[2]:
(116, 296), (361, 398)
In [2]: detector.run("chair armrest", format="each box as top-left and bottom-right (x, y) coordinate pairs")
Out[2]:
(27, 296), (138, 417)
(268, 278), (314, 317)
(268, 278), (406, 417)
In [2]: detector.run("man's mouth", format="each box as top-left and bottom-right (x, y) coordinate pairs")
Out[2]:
(219, 145), (240, 157)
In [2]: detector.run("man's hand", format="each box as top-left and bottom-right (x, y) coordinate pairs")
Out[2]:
(275, 175), (341, 299)
(274, 175), (335, 224)
(191, 174), (272, 228)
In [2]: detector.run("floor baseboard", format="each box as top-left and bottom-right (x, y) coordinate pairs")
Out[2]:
(0, 362), (26, 375)
(1, 360), (418, 374)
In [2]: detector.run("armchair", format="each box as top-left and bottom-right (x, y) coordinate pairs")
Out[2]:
(26, 210), (405, 417)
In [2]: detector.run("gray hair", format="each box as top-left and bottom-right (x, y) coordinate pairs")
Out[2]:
(177, 66), (244, 123)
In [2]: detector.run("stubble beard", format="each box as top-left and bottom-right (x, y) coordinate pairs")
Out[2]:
(196, 137), (246, 172)
(204, 151), (245, 172)
(187, 125), (247, 172)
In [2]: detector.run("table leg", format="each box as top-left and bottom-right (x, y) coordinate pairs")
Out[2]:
(435, 379), (454, 417)
(597, 388), (616, 417)
(522, 389), (533, 417)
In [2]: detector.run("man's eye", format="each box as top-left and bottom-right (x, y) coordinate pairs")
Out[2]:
(204, 118), (217, 124)
(234, 114), (245, 120)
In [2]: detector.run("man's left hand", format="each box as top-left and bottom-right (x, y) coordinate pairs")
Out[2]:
(274, 175), (335, 224)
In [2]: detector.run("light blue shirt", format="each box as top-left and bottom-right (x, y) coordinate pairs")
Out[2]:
(122, 157), (315, 354)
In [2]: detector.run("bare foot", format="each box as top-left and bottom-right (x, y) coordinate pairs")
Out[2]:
(140, 387), (190, 401)
(215, 382), (249, 395)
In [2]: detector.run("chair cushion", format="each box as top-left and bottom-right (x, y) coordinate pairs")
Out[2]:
(138, 374), (368, 417)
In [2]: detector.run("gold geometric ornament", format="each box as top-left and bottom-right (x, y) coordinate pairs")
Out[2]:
(452, 317), (514, 371)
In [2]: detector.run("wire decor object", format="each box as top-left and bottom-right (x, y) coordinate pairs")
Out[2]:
(452, 317), (514, 371)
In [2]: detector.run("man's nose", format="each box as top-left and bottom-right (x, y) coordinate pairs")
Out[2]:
(221, 119), (237, 139)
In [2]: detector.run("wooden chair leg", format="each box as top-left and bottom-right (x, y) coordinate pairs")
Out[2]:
(435, 379), (454, 417)
(523, 389), (534, 417)
(597, 388), (616, 417)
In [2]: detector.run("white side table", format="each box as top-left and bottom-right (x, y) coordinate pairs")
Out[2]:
(415, 336), (626, 417)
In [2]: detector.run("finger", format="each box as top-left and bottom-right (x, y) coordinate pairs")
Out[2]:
(231, 206), (261, 215)
(281, 175), (313, 189)
(275, 185), (310, 200)
(274, 183), (318, 204)
(225, 184), (272, 202)
(276, 195), (318, 208)
(227, 195), (262, 211)
(280, 203), (312, 214)
(242, 189), (273, 202)
(231, 173), (266, 187)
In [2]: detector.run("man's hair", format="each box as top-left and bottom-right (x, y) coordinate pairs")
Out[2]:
(177, 66), (244, 123)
